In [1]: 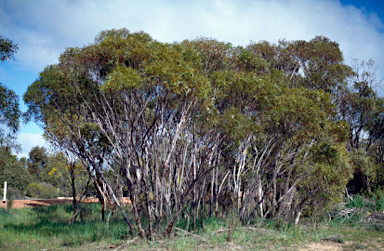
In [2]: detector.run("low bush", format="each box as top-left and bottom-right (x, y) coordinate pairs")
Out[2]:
(346, 194), (366, 208)
(26, 182), (59, 199)
(370, 189), (384, 211)
(6, 187), (24, 200)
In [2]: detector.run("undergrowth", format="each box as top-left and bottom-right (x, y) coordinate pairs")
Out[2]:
(1, 193), (384, 250)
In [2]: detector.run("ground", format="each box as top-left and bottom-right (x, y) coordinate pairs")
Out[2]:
(0, 198), (79, 209)
(297, 240), (384, 251)
(80, 239), (384, 250)
(1, 199), (383, 250)
(0, 198), (130, 209)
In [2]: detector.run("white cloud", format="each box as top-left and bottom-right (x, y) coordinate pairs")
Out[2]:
(1, 1), (383, 70)
(16, 133), (49, 159)
(1, 0), (384, 84)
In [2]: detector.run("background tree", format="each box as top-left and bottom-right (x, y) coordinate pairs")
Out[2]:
(0, 35), (21, 150)
(336, 60), (382, 193)
(27, 146), (48, 178)
(0, 84), (21, 149)
(0, 35), (18, 62)
(0, 35), (22, 198)
(0, 147), (34, 196)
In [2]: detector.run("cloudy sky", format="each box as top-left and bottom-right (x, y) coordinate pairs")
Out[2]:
(0, 0), (383, 158)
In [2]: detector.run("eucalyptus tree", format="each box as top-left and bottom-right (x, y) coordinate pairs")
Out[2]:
(24, 29), (355, 237)
(246, 37), (383, 196)
(209, 65), (350, 223)
(25, 29), (220, 237)
(335, 60), (382, 192)
(205, 37), (352, 223)
(24, 63), (120, 222)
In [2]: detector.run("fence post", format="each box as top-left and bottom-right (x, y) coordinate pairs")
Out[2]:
(3, 181), (7, 202)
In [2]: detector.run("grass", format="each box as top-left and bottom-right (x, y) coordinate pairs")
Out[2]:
(0, 203), (131, 250)
(1, 197), (384, 250)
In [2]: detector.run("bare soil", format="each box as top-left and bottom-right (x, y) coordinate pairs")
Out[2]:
(298, 240), (384, 251)
(0, 198), (131, 209)
(0, 198), (94, 209)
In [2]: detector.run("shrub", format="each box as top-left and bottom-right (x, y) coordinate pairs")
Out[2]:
(370, 189), (384, 211)
(6, 187), (24, 200)
(347, 194), (365, 208)
(26, 182), (59, 199)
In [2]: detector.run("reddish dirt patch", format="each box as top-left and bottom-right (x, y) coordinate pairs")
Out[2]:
(0, 198), (130, 209)
(0, 199), (91, 209)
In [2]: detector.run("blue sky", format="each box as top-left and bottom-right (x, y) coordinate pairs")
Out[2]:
(0, 0), (383, 158)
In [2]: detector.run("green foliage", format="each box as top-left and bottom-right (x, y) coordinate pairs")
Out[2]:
(0, 147), (34, 192)
(347, 194), (366, 209)
(342, 191), (384, 213)
(247, 36), (352, 94)
(300, 143), (354, 216)
(27, 146), (48, 177)
(0, 84), (21, 135)
(0, 35), (20, 149)
(26, 182), (59, 199)
(40, 152), (88, 197)
(372, 190), (384, 211)
(0, 35), (18, 62)
(350, 148), (377, 179)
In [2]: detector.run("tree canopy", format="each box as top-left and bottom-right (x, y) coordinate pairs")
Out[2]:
(0, 35), (20, 149)
(0, 35), (18, 62)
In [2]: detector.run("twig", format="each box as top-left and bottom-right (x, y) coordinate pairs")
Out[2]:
(211, 227), (229, 235)
(105, 210), (114, 233)
(242, 227), (274, 233)
(126, 237), (139, 244)
(113, 237), (139, 251)
(241, 227), (280, 237)
(241, 226), (259, 231)
(174, 227), (208, 243)
(67, 208), (82, 224)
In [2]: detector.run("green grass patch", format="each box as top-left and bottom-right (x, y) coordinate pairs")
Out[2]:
(1, 196), (384, 250)
(0, 203), (131, 250)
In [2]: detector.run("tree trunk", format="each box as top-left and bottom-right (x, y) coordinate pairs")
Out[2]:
(69, 163), (77, 218)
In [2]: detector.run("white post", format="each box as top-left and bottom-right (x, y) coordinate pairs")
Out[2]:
(3, 181), (7, 202)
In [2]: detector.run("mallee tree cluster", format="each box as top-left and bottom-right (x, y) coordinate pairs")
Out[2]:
(22, 29), (384, 238)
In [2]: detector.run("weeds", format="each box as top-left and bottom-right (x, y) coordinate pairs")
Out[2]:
(226, 210), (240, 242)
(6, 198), (13, 213)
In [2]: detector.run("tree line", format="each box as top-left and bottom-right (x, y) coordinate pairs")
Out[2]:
(1, 29), (384, 238)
